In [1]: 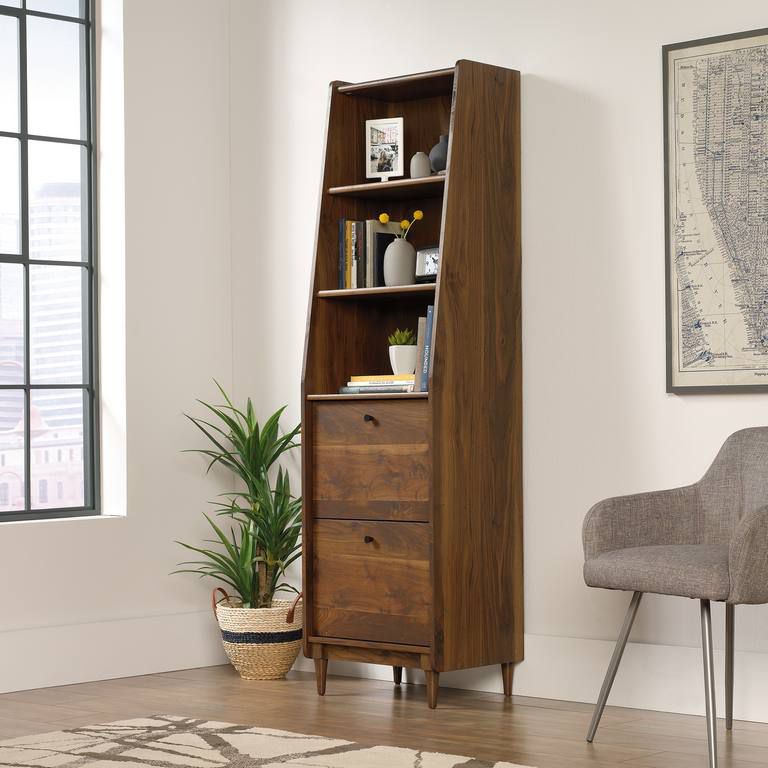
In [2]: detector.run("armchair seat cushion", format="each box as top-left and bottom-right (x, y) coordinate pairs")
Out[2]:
(584, 544), (730, 600)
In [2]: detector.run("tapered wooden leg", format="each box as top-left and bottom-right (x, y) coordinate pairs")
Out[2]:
(393, 666), (403, 686)
(425, 670), (439, 709)
(501, 662), (514, 697)
(314, 658), (328, 696)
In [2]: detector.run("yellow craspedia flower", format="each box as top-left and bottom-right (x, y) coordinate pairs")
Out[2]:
(400, 219), (409, 229)
(413, 210), (424, 220)
(378, 213), (390, 224)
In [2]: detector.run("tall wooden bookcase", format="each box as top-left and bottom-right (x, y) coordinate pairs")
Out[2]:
(301, 60), (522, 708)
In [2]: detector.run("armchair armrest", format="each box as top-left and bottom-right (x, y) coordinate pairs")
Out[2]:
(583, 484), (701, 560)
(729, 506), (768, 604)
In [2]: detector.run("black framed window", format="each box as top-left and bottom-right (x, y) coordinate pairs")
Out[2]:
(0, 0), (98, 521)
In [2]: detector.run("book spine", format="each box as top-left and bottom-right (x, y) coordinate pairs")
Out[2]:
(420, 305), (434, 392)
(356, 221), (365, 289)
(413, 316), (427, 392)
(339, 385), (414, 394)
(345, 220), (352, 289)
(350, 222), (358, 289)
(365, 221), (374, 288)
(347, 381), (415, 387)
(350, 374), (415, 383)
(338, 218), (345, 289)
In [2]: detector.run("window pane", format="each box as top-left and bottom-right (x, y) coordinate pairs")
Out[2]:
(31, 388), (84, 509)
(27, 1), (85, 18)
(29, 140), (87, 261)
(0, 15), (19, 132)
(0, 263), (24, 384)
(27, 16), (85, 139)
(0, 2), (22, 8)
(0, 388), (25, 512)
(30, 265), (87, 384)
(0, 138), (20, 254)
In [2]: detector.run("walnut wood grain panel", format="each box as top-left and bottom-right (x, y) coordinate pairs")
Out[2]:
(431, 60), (523, 671)
(314, 500), (430, 521)
(314, 400), (428, 445)
(313, 444), (429, 500)
(313, 520), (431, 646)
(322, 645), (429, 669)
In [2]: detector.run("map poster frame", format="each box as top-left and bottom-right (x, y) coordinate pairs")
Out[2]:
(664, 28), (768, 393)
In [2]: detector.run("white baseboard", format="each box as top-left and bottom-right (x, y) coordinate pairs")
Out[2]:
(4, 618), (768, 725)
(295, 633), (768, 724)
(0, 611), (227, 694)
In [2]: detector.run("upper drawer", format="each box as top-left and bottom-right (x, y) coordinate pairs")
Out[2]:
(311, 400), (430, 522)
(314, 400), (428, 446)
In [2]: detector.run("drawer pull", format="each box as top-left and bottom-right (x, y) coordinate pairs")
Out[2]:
(363, 413), (376, 423)
(363, 535), (375, 544)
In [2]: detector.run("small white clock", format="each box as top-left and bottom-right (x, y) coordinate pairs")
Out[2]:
(415, 246), (439, 283)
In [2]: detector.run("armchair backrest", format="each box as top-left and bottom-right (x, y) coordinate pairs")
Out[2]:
(698, 427), (768, 544)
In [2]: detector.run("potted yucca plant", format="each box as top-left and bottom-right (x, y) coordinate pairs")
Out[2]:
(174, 383), (302, 680)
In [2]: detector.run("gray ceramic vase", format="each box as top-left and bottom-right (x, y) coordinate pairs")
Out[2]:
(429, 134), (449, 173)
(383, 238), (416, 286)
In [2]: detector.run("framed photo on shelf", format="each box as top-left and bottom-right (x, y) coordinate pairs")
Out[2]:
(365, 117), (404, 180)
(664, 28), (768, 393)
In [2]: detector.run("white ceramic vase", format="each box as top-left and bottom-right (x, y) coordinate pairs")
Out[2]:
(383, 238), (416, 286)
(389, 345), (418, 375)
(410, 151), (431, 179)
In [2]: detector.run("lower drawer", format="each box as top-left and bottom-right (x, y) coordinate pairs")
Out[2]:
(312, 519), (431, 647)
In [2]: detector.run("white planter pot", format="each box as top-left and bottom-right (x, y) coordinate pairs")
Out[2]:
(384, 238), (416, 286)
(389, 345), (418, 375)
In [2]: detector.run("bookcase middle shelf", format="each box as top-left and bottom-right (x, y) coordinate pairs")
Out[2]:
(317, 284), (435, 299)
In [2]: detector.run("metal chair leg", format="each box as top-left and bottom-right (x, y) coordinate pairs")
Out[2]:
(701, 599), (718, 768)
(586, 591), (643, 743)
(725, 603), (734, 731)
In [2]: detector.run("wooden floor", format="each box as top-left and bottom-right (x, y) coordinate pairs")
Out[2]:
(1, 666), (767, 767)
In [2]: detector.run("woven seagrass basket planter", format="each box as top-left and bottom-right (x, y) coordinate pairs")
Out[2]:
(212, 588), (303, 680)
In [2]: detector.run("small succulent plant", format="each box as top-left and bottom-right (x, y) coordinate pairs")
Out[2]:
(388, 328), (416, 346)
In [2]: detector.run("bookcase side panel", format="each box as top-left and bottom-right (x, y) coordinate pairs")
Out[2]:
(430, 61), (523, 671)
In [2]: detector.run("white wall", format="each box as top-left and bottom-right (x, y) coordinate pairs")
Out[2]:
(229, 0), (768, 722)
(0, 0), (231, 692)
(4, 0), (768, 724)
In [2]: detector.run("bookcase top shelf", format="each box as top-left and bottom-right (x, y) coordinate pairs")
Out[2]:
(329, 176), (445, 201)
(317, 284), (435, 299)
(337, 67), (455, 101)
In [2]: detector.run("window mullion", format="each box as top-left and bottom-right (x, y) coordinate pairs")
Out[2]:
(18, 9), (31, 515)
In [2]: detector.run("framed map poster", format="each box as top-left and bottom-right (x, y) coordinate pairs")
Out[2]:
(664, 29), (768, 393)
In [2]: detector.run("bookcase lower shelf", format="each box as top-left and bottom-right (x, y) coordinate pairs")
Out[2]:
(306, 392), (427, 401)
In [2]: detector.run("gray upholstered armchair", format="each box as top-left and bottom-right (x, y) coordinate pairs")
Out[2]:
(583, 427), (768, 768)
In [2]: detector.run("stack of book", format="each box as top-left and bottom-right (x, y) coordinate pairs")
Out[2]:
(339, 218), (401, 289)
(338, 305), (436, 395)
(339, 374), (415, 395)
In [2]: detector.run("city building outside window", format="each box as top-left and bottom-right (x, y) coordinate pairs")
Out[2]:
(0, 1), (98, 521)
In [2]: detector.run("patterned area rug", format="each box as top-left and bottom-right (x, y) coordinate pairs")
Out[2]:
(0, 715), (533, 767)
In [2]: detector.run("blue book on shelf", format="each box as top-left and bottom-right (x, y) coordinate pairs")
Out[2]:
(421, 304), (434, 392)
